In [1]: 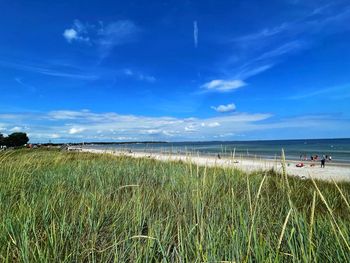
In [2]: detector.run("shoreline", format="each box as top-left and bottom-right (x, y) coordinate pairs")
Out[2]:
(71, 147), (350, 182)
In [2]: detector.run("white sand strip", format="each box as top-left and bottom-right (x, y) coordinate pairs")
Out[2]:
(71, 147), (350, 182)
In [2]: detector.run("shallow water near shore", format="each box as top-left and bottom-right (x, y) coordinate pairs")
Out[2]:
(84, 138), (350, 163)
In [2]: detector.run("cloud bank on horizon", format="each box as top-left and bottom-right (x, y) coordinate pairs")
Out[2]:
(0, 0), (350, 142)
(1, 110), (349, 142)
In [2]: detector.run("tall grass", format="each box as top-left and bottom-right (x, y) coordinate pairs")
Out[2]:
(0, 149), (350, 262)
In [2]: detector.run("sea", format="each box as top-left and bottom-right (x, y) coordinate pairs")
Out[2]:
(84, 138), (350, 163)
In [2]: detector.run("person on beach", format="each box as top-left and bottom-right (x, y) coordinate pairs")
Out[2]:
(321, 155), (326, 168)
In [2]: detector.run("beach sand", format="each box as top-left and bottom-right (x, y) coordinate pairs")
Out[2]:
(73, 147), (350, 182)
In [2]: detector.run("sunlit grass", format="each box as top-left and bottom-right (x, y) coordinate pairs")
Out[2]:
(0, 149), (350, 262)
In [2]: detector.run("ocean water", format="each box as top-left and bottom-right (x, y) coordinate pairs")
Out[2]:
(85, 138), (350, 163)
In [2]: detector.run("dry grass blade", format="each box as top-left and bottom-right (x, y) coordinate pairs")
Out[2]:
(245, 174), (267, 261)
(332, 179), (350, 211)
(117, 184), (140, 190)
(308, 191), (316, 259)
(310, 176), (350, 251)
(277, 208), (292, 252)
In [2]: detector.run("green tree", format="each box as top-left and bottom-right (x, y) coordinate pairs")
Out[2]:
(4, 132), (29, 147)
(0, 133), (4, 145)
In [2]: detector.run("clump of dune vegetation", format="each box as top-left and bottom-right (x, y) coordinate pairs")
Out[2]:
(0, 149), (350, 262)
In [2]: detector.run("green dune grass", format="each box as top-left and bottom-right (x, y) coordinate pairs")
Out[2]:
(1, 149), (350, 262)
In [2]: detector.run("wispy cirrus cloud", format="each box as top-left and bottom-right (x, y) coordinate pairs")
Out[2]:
(233, 3), (350, 48)
(1, 58), (155, 85)
(231, 40), (306, 80)
(201, 79), (246, 92)
(14, 78), (37, 92)
(98, 20), (140, 58)
(193, 21), (199, 48)
(234, 64), (274, 80)
(287, 83), (350, 100)
(63, 19), (140, 59)
(0, 60), (97, 80)
(203, 3), (350, 93)
(234, 22), (290, 44)
(254, 40), (307, 61)
(200, 40), (306, 93)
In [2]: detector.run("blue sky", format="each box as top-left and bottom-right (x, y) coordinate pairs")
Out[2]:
(1, 0), (350, 142)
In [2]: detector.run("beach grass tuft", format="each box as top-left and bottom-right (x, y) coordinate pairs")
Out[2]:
(1, 149), (350, 262)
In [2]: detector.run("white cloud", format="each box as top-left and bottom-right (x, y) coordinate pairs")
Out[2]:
(68, 127), (85, 135)
(123, 69), (156, 82)
(48, 110), (92, 120)
(185, 125), (197, 132)
(211, 103), (236, 113)
(202, 79), (246, 92)
(3, 110), (349, 142)
(207, 122), (220, 128)
(124, 69), (133, 76)
(10, 126), (22, 132)
(140, 129), (162, 135)
(50, 134), (61, 139)
(63, 20), (90, 43)
(139, 74), (156, 82)
(0, 110), (274, 142)
(193, 21), (198, 48)
(72, 19), (87, 33)
(63, 29), (78, 42)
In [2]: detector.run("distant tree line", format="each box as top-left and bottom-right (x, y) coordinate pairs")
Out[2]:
(0, 132), (29, 147)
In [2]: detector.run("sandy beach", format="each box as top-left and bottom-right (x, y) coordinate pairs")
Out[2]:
(72, 147), (350, 182)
